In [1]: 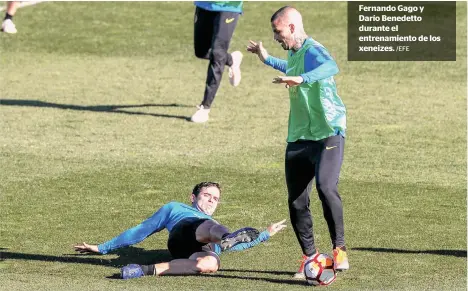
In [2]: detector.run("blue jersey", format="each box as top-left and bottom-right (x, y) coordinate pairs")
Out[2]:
(194, 1), (243, 13)
(98, 201), (270, 255)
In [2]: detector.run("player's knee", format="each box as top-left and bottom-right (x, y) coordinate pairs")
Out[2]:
(316, 182), (338, 196)
(289, 196), (308, 211)
(196, 256), (219, 273)
(210, 49), (228, 64)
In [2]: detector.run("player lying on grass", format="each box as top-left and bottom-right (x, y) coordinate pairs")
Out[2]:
(74, 181), (287, 279)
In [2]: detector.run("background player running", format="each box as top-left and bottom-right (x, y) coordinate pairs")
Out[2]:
(190, 1), (244, 123)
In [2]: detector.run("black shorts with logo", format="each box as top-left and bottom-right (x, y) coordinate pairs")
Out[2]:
(167, 218), (215, 259)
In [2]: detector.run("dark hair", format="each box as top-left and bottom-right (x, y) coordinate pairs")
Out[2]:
(271, 6), (293, 22)
(192, 182), (221, 197)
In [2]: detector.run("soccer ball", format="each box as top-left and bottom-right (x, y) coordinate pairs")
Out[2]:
(303, 253), (337, 286)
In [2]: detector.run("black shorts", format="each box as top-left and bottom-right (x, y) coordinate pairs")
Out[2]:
(167, 218), (215, 259)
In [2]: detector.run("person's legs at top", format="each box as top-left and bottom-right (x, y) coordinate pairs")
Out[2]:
(191, 10), (242, 123)
(200, 10), (241, 107)
(193, 7), (215, 60)
(2, 1), (18, 34)
(191, 7), (215, 123)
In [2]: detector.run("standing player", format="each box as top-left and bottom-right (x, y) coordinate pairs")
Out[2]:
(74, 182), (287, 279)
(247, 6), (349, 278)
(190, 1), (244, 123)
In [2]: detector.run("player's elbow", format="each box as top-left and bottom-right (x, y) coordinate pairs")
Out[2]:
(326, 60), (339, 76)
(331, 65), (339, 76)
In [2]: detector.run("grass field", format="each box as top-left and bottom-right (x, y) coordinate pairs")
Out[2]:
(0, 2), (466, 290)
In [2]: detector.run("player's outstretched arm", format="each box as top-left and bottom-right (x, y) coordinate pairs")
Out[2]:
(246, 40), (269, 62)
(74, 242), (100, 254)
(247, 40), (287, 73)
(267, 219), (287, 236)
(74, 220), (162, 255)
(74, 203), (174, 255)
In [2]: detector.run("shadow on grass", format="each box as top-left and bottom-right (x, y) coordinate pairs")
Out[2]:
(0, 99), (190, 120)
(107, 270), (307, 286)
(2, 247), (306, 285)
(163, 273), (308, 286)
(0, 246), (172, 267)
(352, 247), (467, 258)
(221, 268), (296, 276)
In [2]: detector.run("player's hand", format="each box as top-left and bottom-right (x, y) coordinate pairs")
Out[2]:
(74, 242), (100, 254)
(272, 76), (304, 88)
(267, 219), (287, 236)
(246, 40), (269, 62)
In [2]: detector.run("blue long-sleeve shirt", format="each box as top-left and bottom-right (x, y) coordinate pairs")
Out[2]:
(98, 201), (270, 255)
(264, 38), (339, 83)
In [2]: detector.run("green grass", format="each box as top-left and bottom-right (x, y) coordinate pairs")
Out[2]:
(0, 2), (466, 290)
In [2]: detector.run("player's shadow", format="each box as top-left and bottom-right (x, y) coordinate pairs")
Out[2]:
(0, 246), (173, 267)
(146, 272), (308, 286)
(221, 268), (296, 276)
(352, 247), (467, 258)
(2, 247), (307, 285)
(0, 99), (191, 121)
(107, 267), (300, 282)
